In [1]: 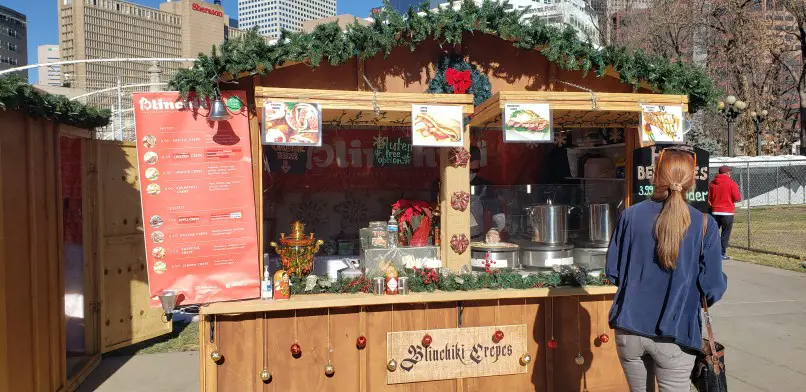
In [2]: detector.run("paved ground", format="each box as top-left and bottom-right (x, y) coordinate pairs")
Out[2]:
(76, 260), (805, 391)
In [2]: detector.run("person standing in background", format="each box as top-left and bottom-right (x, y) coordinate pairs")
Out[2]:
(708, 166), (741, 260)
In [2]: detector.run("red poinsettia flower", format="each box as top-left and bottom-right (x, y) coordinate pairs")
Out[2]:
(445, 68), (472, 94)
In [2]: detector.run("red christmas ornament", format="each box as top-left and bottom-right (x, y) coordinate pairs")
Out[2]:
(547, 339), (559, 349)
(493, 330), (505, 343)
(422, 334), (433, 347)
(356, 335), (367, 349)
(290, 343), (302, 357)
(450, 234), (469, 255)
(599, 333), (610, 344)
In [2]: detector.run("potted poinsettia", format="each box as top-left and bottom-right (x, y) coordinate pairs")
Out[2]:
(391, 199), (433, 247)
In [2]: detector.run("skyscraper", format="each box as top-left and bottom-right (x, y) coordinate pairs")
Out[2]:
(0, 5), (27, 79)
(37, 45), (62, 87)
(237, 0), (337, 39)
(388, 0), (442, 14)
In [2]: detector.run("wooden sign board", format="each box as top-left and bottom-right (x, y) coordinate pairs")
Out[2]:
(386, 324), (527, 384)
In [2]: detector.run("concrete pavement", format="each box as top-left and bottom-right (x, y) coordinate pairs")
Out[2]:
(74, 260), (805, 391)
(709, 260), (806, 392)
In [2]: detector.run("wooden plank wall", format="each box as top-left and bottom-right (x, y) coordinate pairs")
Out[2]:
(0, 111), (66, 392)
(200, 295), (625, 392)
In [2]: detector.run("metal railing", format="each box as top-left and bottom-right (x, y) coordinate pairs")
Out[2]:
(709, 156), (806, 259)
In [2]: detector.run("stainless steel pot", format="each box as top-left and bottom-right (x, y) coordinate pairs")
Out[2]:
(470, 244), (520, 270)
(526, 203), (577, 245)
(585, 203), (613, 246)
(573, 247), (608, 270)
(517, 241), (574, 269)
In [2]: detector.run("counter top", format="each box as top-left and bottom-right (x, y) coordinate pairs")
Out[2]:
(199, 286), (617, 315)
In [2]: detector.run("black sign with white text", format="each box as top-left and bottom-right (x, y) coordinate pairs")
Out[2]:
(632, 145), (710, 212)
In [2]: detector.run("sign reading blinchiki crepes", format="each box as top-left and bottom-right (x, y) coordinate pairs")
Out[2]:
(133, 91), (260, 307)
(387, 325), (528, 384)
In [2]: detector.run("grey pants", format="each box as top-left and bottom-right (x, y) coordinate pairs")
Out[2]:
(615, 330), (696, 392)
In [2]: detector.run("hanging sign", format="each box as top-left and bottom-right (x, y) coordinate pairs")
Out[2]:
(373, 136), (412, 167)
(262, 101), (323, 146)
(632, 144), (710, 212)
(411, 104), (465, 147)
(264, 145), (308, 174)
(503, 102), (552, 143)
(386, 325), (527, 384)
(640, 104), (685, 143)
(134, 91), (260, 307)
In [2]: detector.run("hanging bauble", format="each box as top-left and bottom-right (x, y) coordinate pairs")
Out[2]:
(210, 350), (223, 362)
(422, 334), (433, 347)
(259, 368), (271, 382)
(492, 330), (505, 343)
(599, 333), (610, 344)
(387, 359), (398, 372)
(449, 147), (471, 168)
(547, 339), (558, 349)
(356, 335), (367, 350)
(575, 354), (585, 365)
(520, 353), (532, 366)
(290, 343), (302, 357)
(450, 191), (470, 212)
(450, 234), (469, 255)
(324, 362), (335, 376)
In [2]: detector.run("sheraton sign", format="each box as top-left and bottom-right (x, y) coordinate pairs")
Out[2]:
(192, 3), (223, 17)
(386, 325), (528, 384)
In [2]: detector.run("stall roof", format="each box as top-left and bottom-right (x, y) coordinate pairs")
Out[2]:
(255, 87), (474, 126)
(470, 91), (689, 128)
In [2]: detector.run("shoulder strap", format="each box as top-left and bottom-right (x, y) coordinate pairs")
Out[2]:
(701, 213), (721, 374)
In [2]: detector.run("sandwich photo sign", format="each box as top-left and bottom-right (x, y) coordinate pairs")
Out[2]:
(411, 104), (465, 147)
(503, 103), (552, 143)
(640, 104), (684, 143)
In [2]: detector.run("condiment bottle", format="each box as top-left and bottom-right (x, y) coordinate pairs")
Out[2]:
(260, 265), (273, 300)
(385, 266), (399, 295)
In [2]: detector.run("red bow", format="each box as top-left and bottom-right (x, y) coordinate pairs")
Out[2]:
(445, 68), (472, 94)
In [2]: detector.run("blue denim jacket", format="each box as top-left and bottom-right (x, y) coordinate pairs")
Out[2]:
(606, 200), (728, 351)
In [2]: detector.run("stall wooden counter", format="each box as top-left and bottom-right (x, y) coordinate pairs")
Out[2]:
(198, 286), (625, 392)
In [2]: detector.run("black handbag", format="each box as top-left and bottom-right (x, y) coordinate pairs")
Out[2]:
(692, 214), (727, 391)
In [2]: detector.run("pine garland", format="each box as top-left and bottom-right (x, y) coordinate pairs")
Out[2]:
(170, 0), (717, 112)
(0, 75), (111, 129)
(426, 55), (492, 106)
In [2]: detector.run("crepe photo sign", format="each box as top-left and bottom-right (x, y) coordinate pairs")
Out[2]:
(640, 104), (684, 143)
(411, 104), (464, 147)
(503, 103), (552, 143)
(262, 101), (322, 147)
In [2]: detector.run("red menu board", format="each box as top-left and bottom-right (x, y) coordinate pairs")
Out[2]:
(133, 91), (260, 307)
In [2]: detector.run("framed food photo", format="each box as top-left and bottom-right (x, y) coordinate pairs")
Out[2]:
(503, 103), (553, 143)
(640, 104), (684, 143)
(411, 104), (465, 147)
(262, 101), (322, 146)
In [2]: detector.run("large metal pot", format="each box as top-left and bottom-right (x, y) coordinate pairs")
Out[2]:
(526, 203), (576, 245)
(470, 244), (519, 271)
(585, 203), (614, 246)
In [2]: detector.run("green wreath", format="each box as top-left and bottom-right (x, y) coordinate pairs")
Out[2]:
(426, 56), (492, 107)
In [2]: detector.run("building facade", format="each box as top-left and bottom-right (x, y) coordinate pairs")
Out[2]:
(37, 45), (62, 87)
(237, 0), (336, 39)
(388, 0), (442, 14)
(0, 5), (27, 79)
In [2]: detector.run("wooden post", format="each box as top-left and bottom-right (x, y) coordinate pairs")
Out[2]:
(439, 126), (471, 269)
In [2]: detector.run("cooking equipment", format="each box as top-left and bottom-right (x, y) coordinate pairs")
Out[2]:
(585, 203), (614, 246)
(338, 268), (363, 281)
(525, 202), (577, 245)
(573, 246), (608, 271)
(470, 243), (520, 271)
(515, 240), (574, 270)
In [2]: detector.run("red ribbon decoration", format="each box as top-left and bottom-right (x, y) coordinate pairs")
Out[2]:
(445, 68), (472, 94)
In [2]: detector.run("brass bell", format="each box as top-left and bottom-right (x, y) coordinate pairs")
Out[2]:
(210, 350), (223, 363)
(324, 362), (335, 376)
(259, 368), (271, 381)
(387, 359), (398, 372)
(520, 353), (532, 366)
(575, 354), (585, 365)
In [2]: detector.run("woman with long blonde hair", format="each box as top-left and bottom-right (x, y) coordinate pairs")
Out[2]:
(606, 147), (727, 392)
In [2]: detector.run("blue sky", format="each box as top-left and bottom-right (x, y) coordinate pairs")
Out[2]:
(3, 0), (380, 82)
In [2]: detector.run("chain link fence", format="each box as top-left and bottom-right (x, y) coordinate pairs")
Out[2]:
(709, 156), (806, 259)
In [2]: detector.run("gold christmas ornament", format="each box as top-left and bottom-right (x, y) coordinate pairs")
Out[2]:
(575, 354), (585, 365)
(520, 353), (532, 366)
(210, 350), (223, 363)
(387, 359), (398, 372)
(259, 369), (271, 381)
(324, 362), (335, 376)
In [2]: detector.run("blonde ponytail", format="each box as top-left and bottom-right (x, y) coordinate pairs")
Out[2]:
(651, 150), (696, 270)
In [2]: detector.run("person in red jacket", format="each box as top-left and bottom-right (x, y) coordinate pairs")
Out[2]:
(708, 166), (742, 260)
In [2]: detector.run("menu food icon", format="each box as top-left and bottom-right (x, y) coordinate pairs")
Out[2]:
(134, 91), (260, 307)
